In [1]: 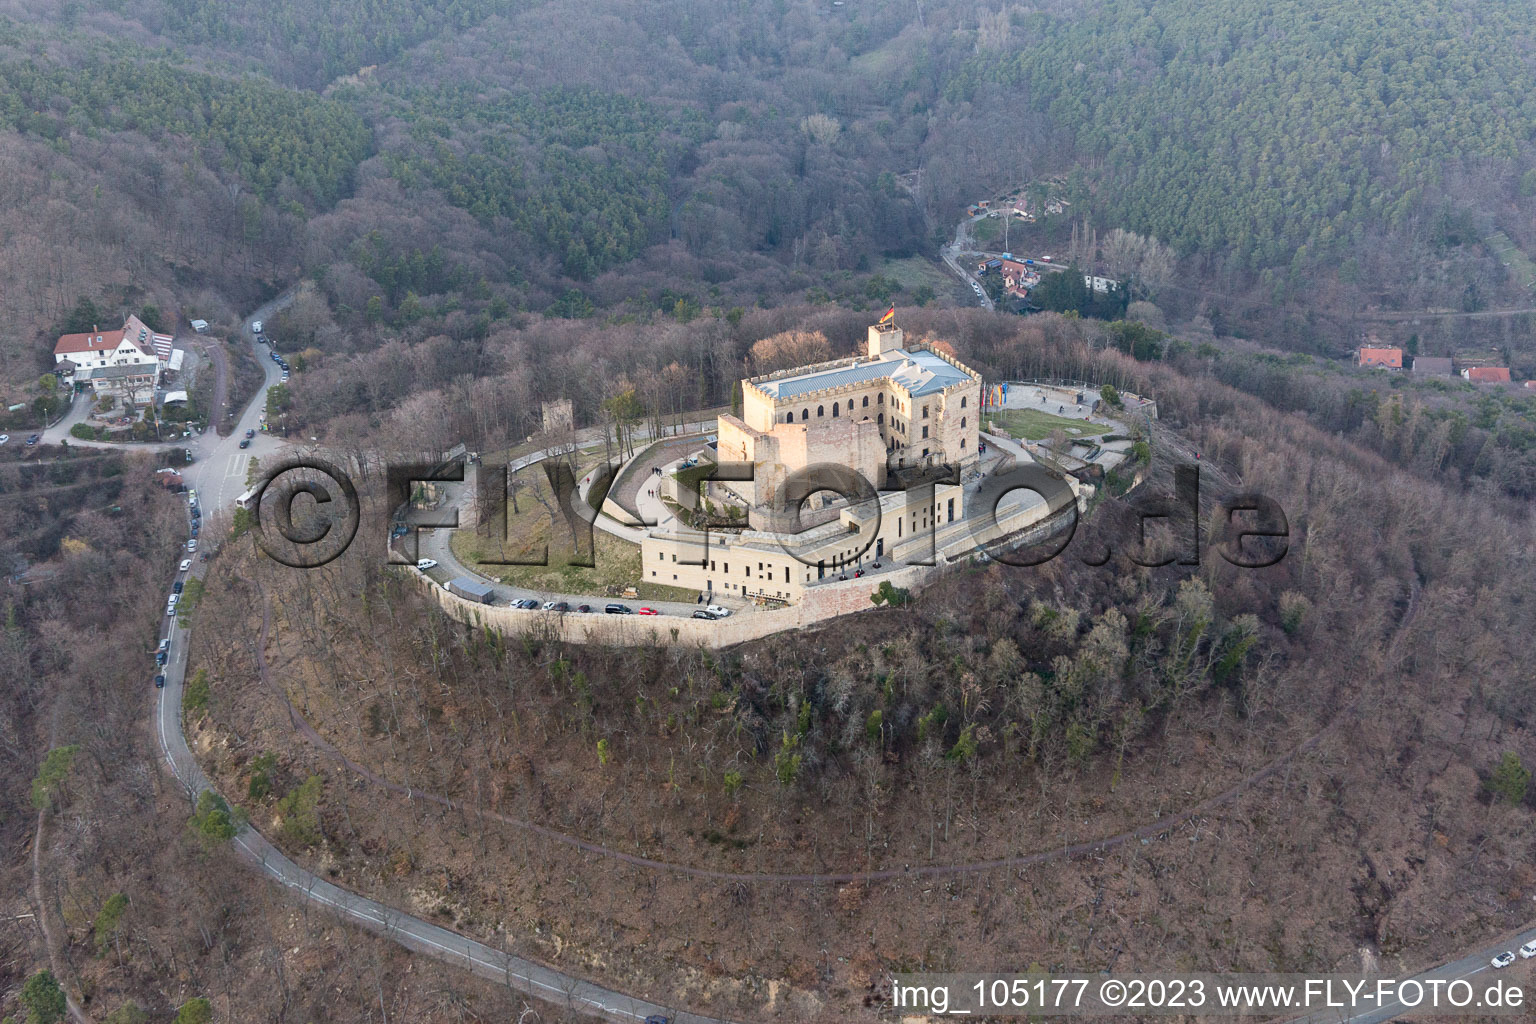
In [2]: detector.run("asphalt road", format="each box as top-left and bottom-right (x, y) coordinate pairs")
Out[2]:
(940, 214), (995, 310)
(1285, 935), (1536, 1023)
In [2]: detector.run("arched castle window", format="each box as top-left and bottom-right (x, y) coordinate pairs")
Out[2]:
(960, 417), (966, 428)
(817, 405), (824, 417)
(862, 396), (869, 407)
(801, 409), (809, 421)
(832, 404), (839, 417)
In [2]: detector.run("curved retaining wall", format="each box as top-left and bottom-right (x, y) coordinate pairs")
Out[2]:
(415, 562), (935, 648)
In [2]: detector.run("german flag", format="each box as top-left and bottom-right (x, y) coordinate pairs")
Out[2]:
(877, 305), (895, 325)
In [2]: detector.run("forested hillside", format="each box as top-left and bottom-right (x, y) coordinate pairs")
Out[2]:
(0, 55), (371, 204)
(7, 0), (1536, 385)
(377, 84), (706, 278)
(951, 0), (1536, 273)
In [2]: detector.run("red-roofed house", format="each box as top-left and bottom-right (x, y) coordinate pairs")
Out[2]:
(54, 315), (169, 396)
(1358, 347), (1403, 369)
(1462, 366), (1511, 383)
(997, 259), (1040, 298)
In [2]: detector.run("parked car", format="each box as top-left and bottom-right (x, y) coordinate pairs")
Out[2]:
(154, 674), (166, 689)
(167, 593), (180, 608)
(156, 651), (168, 666)
(245, 428), (255, 439)
(0, 434), (8, 445)
(190, 524), (199, 538)
(705, 605), (731, 617)
(173, 581), (184, 594)
(1492, 951), (1517, 969)
(179, 558), (192, 572)
(542, 600), (557, 611)
(1521, 940), (1536, 959)
(187, 539), (197, 552)
(551, 601), (570, 612)
(416, 558), (438, 570)
(157, 638), (170, 654)
(25, 434), (39, 445)
(692, 609), (716, 619)
(605, 603), (633, 614)
(576, 604), (592, 613)
(644, 1017), (672, 1024)
(251, 320), (263, 333)
(638, 607), (659, 616)
(513, 598), (539, 609)
(239, 438), (250, 449)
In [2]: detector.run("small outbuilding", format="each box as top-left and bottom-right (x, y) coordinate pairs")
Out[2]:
(446, 577), (494, 603)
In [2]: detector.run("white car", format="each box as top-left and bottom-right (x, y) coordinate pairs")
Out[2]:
(187, 539), (197, 552)
(1492, 951), (1517, 969)
(251, 320), (263, 334)
(179, 559), (192, 572)
(416, 558), (438, 570)
(0, 434), (8, 445)
(542, 600), (557, 611)
(705, 605), (732, 618)
(1520, 941), (1536, 959)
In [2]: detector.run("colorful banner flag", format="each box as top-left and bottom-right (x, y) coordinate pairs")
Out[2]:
(877, 305), (895, 325)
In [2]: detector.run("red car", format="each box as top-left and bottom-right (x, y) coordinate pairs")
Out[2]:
(638, 607), (659, 615)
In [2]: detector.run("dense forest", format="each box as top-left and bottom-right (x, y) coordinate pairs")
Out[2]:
(11, 0), (1536, 390)
(951, 0), (1536, 274)
(0, 55), (371, 204)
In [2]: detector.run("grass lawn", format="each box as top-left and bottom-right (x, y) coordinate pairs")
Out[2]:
(987, 408), (1112, 441)
(880, 256), (955, 295)
(450, 460), (645, 595)
(1487, 231), (1536, 292)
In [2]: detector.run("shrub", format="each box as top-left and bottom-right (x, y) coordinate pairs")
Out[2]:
(173, 998), (212, 1024)
(1278, 591), (1311, 635)
(93, 893), (129, 956)
(183, 668), (210, 714)
(276, 775), (324, 847)
(20, 970), (66, 1024)
(1490, 752), (1530, 806)
(190, 790), (239, 845)
(31, 746), (79, 810)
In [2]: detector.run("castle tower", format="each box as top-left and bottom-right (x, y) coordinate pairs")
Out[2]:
(867, 322), (904, 358)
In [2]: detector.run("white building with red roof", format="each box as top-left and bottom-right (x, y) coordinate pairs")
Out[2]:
(54, 314), (172, 396)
